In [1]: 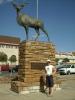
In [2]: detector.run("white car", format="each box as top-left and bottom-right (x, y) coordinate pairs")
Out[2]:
(57, 64), (75, 75)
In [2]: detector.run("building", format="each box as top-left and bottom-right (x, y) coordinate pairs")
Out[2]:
(0, 35), (75, 66)
(56, 52), (75, 64)
(0, 35), (20, 66)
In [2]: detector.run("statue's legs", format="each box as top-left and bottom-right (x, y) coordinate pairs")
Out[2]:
(25, 26), (29, 40)
(35, 28), (40, 41)
(41, 27), (50, 42)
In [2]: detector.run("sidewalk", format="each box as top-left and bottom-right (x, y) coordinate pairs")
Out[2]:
(0, 79), (75, 100)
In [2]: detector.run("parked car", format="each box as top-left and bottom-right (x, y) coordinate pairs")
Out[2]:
(9, 65), (19, 73)
(12, 65), (19, 72)
(57, 64), (75, 75)
(0, 65), (9, 71)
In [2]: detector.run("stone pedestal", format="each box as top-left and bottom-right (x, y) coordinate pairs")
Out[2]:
(11, 41), (55, 94)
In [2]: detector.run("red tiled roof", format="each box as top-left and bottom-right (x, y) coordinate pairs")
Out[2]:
(0, 35), (20, 45)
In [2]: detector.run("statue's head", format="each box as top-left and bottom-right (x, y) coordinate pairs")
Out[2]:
(11, 2), (19, 13)
(12, 1), (29, 13)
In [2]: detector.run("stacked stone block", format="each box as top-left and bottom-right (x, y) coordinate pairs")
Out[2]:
(11, 41), (55, 93)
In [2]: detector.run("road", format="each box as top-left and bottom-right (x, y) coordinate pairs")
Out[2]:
(0, 74), (75, 100)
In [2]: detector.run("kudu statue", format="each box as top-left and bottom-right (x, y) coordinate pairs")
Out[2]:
(12, 2), (50, 41)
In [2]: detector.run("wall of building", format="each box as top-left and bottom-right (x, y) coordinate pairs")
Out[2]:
(0, 35), (20, 66)
(0, 44), (19, 65)
(55, 52), (75, 64)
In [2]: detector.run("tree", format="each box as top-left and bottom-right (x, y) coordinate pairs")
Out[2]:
(63, 58), (69, 63)
(72, 52), (75, 56)
(55, 58), (59, 65)
(0, 52), (8, 64)
(9, 55), (17, 74)
(9, 55), (17, 64)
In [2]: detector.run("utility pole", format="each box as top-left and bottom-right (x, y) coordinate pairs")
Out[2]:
(37, 0), (38, 19)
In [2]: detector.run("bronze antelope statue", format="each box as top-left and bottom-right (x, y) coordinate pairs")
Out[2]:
(12, 2), (50, 41)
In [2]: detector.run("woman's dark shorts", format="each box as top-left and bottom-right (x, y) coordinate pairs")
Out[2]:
(46, 75), (54, 87)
